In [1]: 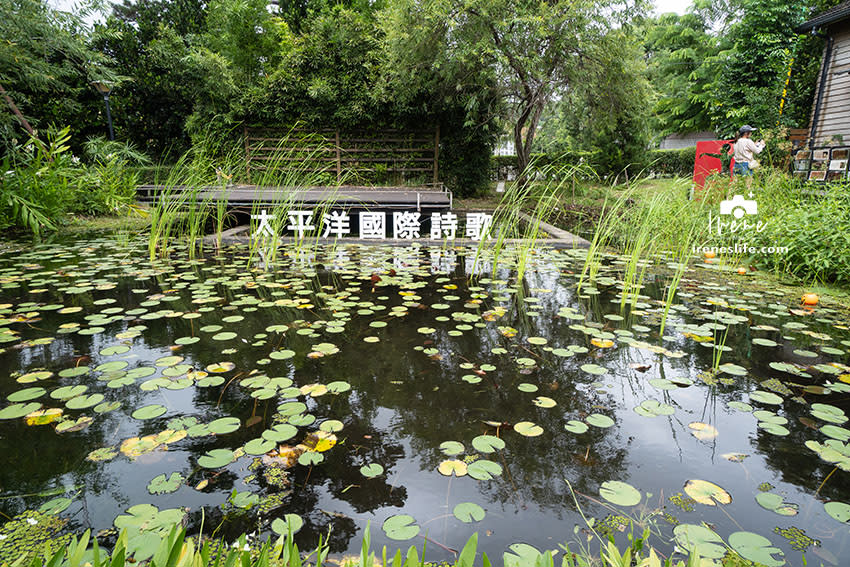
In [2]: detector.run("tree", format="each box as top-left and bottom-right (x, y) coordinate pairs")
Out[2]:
(0, 0), (115, 153)
(643, 12), (717, 139)
(384, 0), (644, 186)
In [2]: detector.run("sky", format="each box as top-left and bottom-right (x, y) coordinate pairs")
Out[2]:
(653, 0), (691, 16)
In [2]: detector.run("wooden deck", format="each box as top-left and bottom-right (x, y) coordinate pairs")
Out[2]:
(136, 184), (452, 211)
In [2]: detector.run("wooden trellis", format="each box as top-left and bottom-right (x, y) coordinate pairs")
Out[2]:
(243, 126), (440, 186)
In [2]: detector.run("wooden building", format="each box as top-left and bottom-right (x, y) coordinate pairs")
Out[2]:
(798, 2), (850, 146)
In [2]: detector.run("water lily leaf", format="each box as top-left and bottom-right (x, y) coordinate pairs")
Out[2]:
(689, 422), (718, 441)
(514, 421), (543, 437)
(65, 394), (104, 410)
(360, 463), (384, 478)
(821, 425), (850, 442)
(263, 424), (298, 442)
(326, 381), (351, 394)
(132, 404), (167, 420)
(586, 414), (615, 428)
(673, 524), (725, 559)
(727, 401), (753, 412)
(382, 514), (420, 541)
(683, 479), (732, 506)
(634, 400), (675, 418)
(750, 391), (783, 405)
(728, 532), (785, 567)
(580, 363), (607, 375)
(472, 435), (505, 453)
(467, 459), (502, 480)
(825, 501), (850, 523)
(271, 514), (303, 536)
(206, 361), (236, 372)
(50, 385), (87, 400)
(208, 417), (241, 434)
(564, 420), (589, 434)
(147, 472), (184, 495)
(533, 396), (557, 408)
(440, 441), (465, 455)
(86, 446), (118, 462)
(0, 402), (42, 420)
(453, 502), (485, 523)
(245, 437), (276, 455)
(297, 451), (323, 466)
(755, 492), (798, 516)
(504, 543), (543, 567)
(517, 383), (538, 393)
(278, 401), (307, 416)
(438, 459), (468, 476)
(8, 387), (47, 402)
(718, 363), (747, 376)
(198, 448), (235, 468)
(811, 403), (848, 425)
(599, 480), (641, 507)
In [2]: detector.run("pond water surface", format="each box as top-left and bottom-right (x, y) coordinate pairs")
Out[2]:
(0, 235), (849, 566)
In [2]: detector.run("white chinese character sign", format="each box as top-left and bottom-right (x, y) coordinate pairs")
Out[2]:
(250, 209), (494, 241)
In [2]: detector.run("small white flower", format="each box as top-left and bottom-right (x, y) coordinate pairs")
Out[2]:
(26, 517), (38, 525)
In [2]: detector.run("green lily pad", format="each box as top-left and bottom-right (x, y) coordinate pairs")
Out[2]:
(440, 441), (465, 455)
(208, 417), (241, 434)
(580, 363), (607, 375)
(565, 420), (589, 434)
(50, 385), (88, 400)
(517, 383), (538, 393)
(244, 437), (276, 455)
(382, 514), (420, 541)
(673, 524), (725, 559)
(728, 531), (785, 567)
(198, 448), (235, 469)
(825, 501), (850, 523)
(132, 404), (167, 420)
(360, 463), (384, 478)
(467, 459), (503, 480)
(147, 472), (184, 495)
(599, 480), (641, 507)
(0, 402), (42, 420)
(38, 497), (72, 515)
(263, 424), (298, 442)
(453, 502), (485, 523)
(271, 514), (303, 536)
(298, 451), (323, 466)
(755, 492), (798, 516)
(320, 419), (344, 433)
(8, 387), (46, 402)
(471, 435), (505, 453)
(683, 479), (732, 506)
(65, 394), (104, 410)
(750, 390), (783, 405)
(586, 414), (615, 428)
(514, 421), (543, 437)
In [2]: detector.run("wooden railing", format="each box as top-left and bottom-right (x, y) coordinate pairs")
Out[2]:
(244, 126), (440, 186)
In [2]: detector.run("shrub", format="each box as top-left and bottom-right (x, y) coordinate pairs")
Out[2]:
(645, 147), (696, 177)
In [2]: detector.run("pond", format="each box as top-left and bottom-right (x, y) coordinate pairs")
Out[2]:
(0, 234), (849, 566)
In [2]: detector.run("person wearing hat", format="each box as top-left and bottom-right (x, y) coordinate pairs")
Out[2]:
(732, 125), (765, 177)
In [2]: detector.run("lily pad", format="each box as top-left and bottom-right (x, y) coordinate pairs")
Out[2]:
(467, 459), (502, 480)
(727, 531), (785, 567)
(755, 492), (798, 516)
(471, 435), (505, 453)
(132, 404), (167, 420)
(564, 420), (589, 434)
(514, 421), (543, 437)
(147, 472), (184, 495)
(438, 459), (468, 476)
(824, 501), (850, 523)
(245, 437), (276, 455)
(0, 402), (42, 420)
(683, 479), (732, 506)
(208, 417), (241, 434)
(586, 414), (615, 428)
(453, 502), (485, 523)
(360, 463), (384, 478)
(198, 448), (235, 469)
(673, 524), (725, 559)
(599, 480), (641, 507)
(382, 514), (420, 541)
(271, 514), (303, 536)
(440, 441), (465, 456)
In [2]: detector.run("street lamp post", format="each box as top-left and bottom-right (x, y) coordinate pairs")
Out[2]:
(91, 81), (114, 141)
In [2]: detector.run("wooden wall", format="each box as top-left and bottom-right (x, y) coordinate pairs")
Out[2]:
(812, 23), (850, 145)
